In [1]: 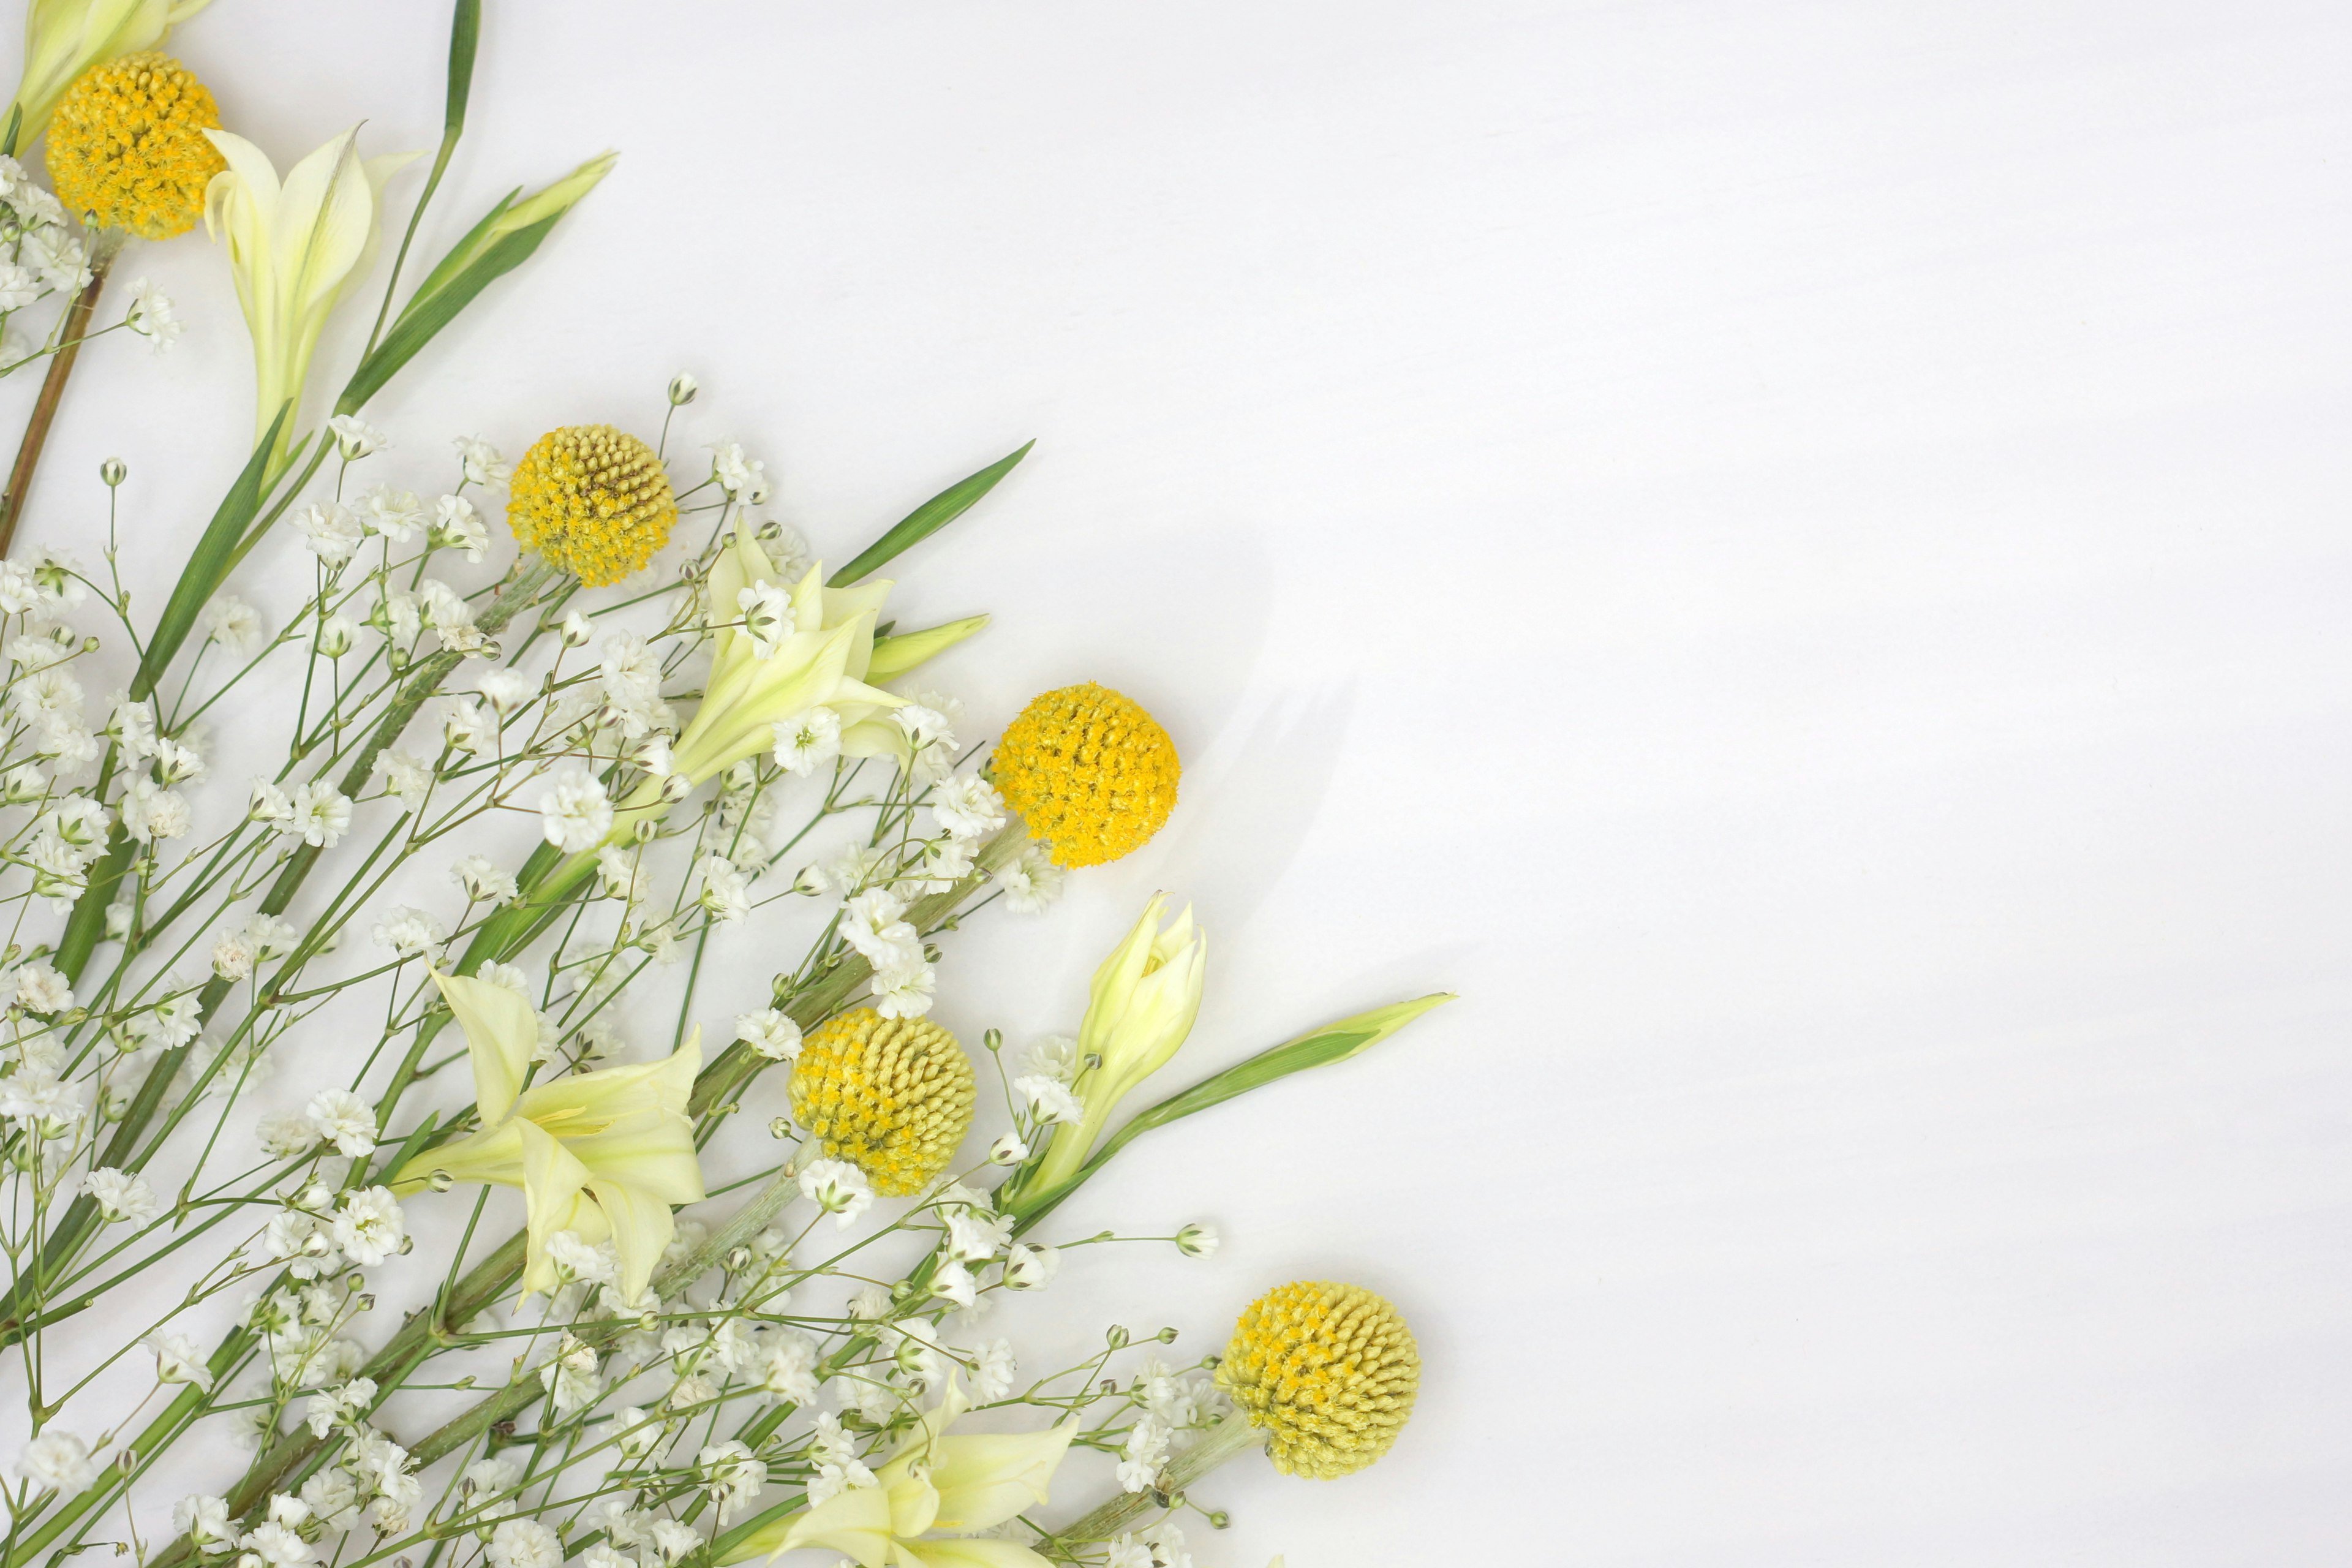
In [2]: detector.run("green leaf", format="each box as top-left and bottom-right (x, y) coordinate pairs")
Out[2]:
(829, 440), (1035, 586)
(131, 405), (291, 701)
(444, 0), (480, 140)
(337, 210), (556, 415)
(1008, 992), (1455, 1224)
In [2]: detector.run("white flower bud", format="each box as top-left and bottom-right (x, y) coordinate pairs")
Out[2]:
(667, 372), (699, 406)
(988, 1132), (1029, 1166)
(560, 610), (593, 647)
(1175, 1222), (1220, 1258)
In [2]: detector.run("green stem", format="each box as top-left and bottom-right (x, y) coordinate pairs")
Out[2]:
(1044, 1415), (1261, 1547)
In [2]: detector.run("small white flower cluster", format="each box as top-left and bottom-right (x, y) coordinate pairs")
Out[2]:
(1115, 1356), (1231, 1494)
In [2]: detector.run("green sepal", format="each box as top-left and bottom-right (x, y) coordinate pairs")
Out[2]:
(829, 440), (1034, 587)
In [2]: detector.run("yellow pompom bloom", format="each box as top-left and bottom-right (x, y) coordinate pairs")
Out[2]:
(790, 1008), (975, 1197)
(45, 51), (222, 239)
(1218, 1281), (1420, 1480)
(506, 424), (676, 586)
(993, 682), (1178, 869)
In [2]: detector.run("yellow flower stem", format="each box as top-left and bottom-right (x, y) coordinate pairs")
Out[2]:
(0, 237), (118, 559)
(1046, 1414), (1262, 1545)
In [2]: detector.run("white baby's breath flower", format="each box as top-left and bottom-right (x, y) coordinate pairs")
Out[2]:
(431, 494), (488, 560)
(202, 595), (264, 655)
(1003, 1242), (1059, 1291)
(705, 441), (766, 500)
(734, 1008), (801, 1061)
(358, 485), (425, 542)
(997, 842), (1065, 913)
(123, 277), (179, 348)
(440, 696), (493, 754)
(174, 1496), (232, 1545)
(477, 668), (534, 714)
(121, 778), (190, 842)
(304, 1088), (377, 1158)
(371, 906), (447, 959)
(538, 766), (612, 853)
(211, 932), (255, 981)
(356, 750), (427, 811)
(595, 844), (648, 903)
(451, 854), (518, 904)
(327, 415), (385, 459)
(330, 1188), (406, 1267)
(84, 1167), (155, 1223)
(314, 613), (355, 657)
(929, 773), (1006, 841)
(695, 854), (751, 922)
(257, 1111), (318, 1159)
(970, 1336), (1017, 1400)
(454, 437), (510, 488)
(292, 502), (364, 564)
(19, 1430), (98, 1491)
(770, 704), (842, 778)
(486, 1523), (559, 1568)
(758, 1330), (820, 1403)
(796, 1158), (872, 1228)
(14, 961), (70, 1013)
(148, 1330), (211, 1386)
(290, 782), (352, 848)
(1014, 1073), (1084, 1125)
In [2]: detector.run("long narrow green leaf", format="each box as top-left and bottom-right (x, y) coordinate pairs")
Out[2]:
(829, 440), (1035, 586)
(443, 0), (480, 139)
(131, 405), (290, 700)
(337, 209), (555, 415)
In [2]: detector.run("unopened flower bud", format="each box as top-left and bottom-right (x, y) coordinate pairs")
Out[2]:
(1175, 1222), (1220, 1258)
(560, 610), (592, 647)
(100, 457), (126, 487)
(315, 615), (355, 658)
(668, 372), (699, 406)
(1106, 1325), (1131, 1349)
(1157, 1326), (1180, 1343)
(426, 1170), (453, 1193)
(725, 1245), (752, 1272)
(987, 1132), (1028, 1165)
(660, 772), (693, 802)
(1002, 1242), (1058, 1291)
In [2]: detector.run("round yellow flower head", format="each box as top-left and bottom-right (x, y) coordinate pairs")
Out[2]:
(506, 425), (677, 586)
(992, 682), (1178, 869)
(1218, 1280), (1420, 1480)
(790, 1008), (976, 1197)
(44, 52), (224, 240)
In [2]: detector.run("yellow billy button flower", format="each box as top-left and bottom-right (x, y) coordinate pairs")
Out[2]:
(45, 50), (221, 238)
(790, 1008), (976, 1197)
(1218, 1281), (1420, 1479)
(203, 124), (415, 468)
(390, 972), (705, 1303)
(1024, 892), (1205, 1196)
(506, 424), (677, 587)
(992, 682), (1178, 869)
(4, 0), (208, 149)
(718, 1381), (1076, 1567)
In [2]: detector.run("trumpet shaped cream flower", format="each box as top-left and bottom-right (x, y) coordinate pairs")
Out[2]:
(5, 0), (208, 147)
(598, 529), (904, 843)
(390, 973), (703, 1303)
(720, 1382), (1075, 1568)
(1028, 893), (1205, 1194)
(203, 126), (415, 467)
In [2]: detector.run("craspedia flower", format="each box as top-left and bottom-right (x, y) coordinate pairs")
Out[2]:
(992, 682), (1178, 869)
(44, 52), (224, 240)
(506, 425), (677, 587)
(789, 1008), (975, 1196)
(1218, 1280), (1420, 1480)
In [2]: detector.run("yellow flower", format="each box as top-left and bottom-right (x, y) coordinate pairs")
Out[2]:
(1218, 1281), (1420, 1479)
(992, 682), (1177, 868)
(203, 125), (415, 467)
(44, 50), (221, 238)
(791, 1008), (976, 1197)
(505, 424), (677, 587)
(390, 973), (705, 1303)
(1025, 892), (1204, 1196)
(718, 1381), (1076, 1567)
(4, 0), (208, 150)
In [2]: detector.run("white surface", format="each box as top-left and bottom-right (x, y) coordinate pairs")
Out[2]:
(15, 1), (2352, 1562)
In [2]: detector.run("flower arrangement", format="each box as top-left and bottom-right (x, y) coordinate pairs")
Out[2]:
(0, 6), (1453, 1568)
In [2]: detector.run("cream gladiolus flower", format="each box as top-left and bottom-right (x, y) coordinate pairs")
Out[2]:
(5, 0), (208, 148)
(1026, 893), (1205, 1194)
(608, 528), (905, 837)
(390, 973), (704, 1303)
(719, 1382), (1076, 1567)
(203, 126), (415, 470)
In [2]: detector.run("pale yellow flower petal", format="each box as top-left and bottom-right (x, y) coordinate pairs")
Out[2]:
(922, 1423), (1079, 1534)
(391, 1116), (524, 1194)
(432, 970), (537, 1123)
(893, 1541), (1055, 1568)
(514, 1117), (594, 1295)
(584, 1177), (674, 1306)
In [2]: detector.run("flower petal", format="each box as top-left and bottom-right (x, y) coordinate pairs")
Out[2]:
(433, 970), (538, 1123)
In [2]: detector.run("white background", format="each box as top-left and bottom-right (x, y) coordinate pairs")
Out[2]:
(11, 1), (2352, 1563)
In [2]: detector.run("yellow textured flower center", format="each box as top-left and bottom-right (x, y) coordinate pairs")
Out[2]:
(992, 682), (1178, 869)
(789, 1008), (975, 1197)
(1218, 1280), (1420, 1480)
(506, 424), (677, 587)
(44, 51), (224, 241)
